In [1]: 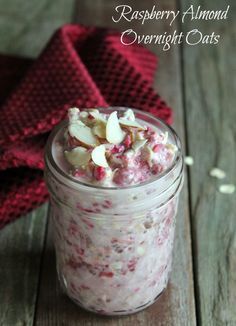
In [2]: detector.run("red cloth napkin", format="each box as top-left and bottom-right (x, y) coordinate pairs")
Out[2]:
(0, 24), (172, 229)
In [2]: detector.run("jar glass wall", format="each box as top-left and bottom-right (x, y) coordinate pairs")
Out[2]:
(44, 107), (184, 316)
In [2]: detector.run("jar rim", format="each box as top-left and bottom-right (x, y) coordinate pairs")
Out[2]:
(45, 107), (183, 192)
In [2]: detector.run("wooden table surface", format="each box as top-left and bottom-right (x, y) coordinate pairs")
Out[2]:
(0, 0), (235, 325)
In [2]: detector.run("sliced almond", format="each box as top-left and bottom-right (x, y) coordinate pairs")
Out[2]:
(76, 120), (86, 126)
(122, 109), (135, 121)
(79, 111), (90, 126)
(89, 111), (107, 124)
(135, 131), (145, 140)
(91, 144), (109, 168)
(119, 118), (145, 130)
(92, 123), (106, 139)
(80, 111), (88, 119)
(128, 129), (136, 143)
(132, 139), (147, 152)
(68, 123), (98, 148)
(68, 108), (80, 123)
(64, 147), (91, 167)
(88, 108), (100, 114)
(106, 111), (126, 144)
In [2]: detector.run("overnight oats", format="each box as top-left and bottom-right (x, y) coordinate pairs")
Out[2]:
(44, 107), (184, 315)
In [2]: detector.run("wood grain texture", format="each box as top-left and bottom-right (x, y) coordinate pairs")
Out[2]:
(181, 0), (236, 324)
(0, 205), (47, 326)
(0, 0), (75, 58)
(34, 0), (196, 325)
(0, 2), (75, 326)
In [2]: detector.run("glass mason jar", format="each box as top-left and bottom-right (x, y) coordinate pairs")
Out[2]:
(44, 107), (184, 316)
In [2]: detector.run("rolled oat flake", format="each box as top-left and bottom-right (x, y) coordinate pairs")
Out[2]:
(209, 168), (226, 179)
(218, 184), (235, 194)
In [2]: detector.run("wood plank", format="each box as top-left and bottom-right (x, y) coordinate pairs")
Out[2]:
(35, 0), (196, 325)
(181, 0), (236, 324)
(0, 204), (48, 326)
(0, 1), (76, 325)
(0, 0), (75, 58)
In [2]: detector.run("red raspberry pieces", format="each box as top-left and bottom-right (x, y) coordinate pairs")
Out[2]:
(153, 143), (165, 153)
(94, 166), (106, 181)
(127, 258), (138, 272)
(73, 169), (86, 177)
(68, 136), (81, 147)
(99, 271), (114, 278)
(88, 113), (95, 120)
(111, 145), (125, 154)
(123, 134), (132, 149)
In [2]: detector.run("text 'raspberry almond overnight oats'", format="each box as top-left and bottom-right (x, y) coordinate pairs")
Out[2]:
(44, 107), (184, 315)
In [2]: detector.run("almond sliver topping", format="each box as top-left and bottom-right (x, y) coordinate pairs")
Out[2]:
(106, 111), (126, 144)
(68, 107), (80, 123)
(119, 118), (145, 130)
(132, 139), (147, 152)
(68, 123), (98, 147)
(89, 111), (107, 124)
(65, 147), (91, 167)
(91, 144), (109, 168)
(92, 123), (106, 139)
(122, 109), (135, 121)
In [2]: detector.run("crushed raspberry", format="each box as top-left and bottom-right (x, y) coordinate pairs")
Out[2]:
(102, 199), (112, 209)
(88, 114), (95, 120)
(151, 164), (162, 175)
(99, 271), (114, 278)
(94, 166), (106, 181)
(81, 284), (90, 290)
(123, 134), (132, 148)
(68, 137), (78, 147)
(153, 144), (161, 152)
(93, 202), (99, 207)
(73, 169), (86, 177)
(84, 208), (96, 213)
(145, 126), (155, 137)
(81, 218), (94, 228)
(111, 145), (125, 154)
(67, 258), (80, 270)
(75, 246), (84, 256)
(67, 222), (78, 236)
(127, 258), (138, 272)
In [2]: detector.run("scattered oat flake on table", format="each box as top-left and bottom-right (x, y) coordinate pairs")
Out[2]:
(218, 184), (235, 194)
(209, 167), (226, 179)
(184, 156), (194, 166)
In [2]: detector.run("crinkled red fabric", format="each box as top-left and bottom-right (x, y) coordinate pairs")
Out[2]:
(0, 24), (172, 229)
